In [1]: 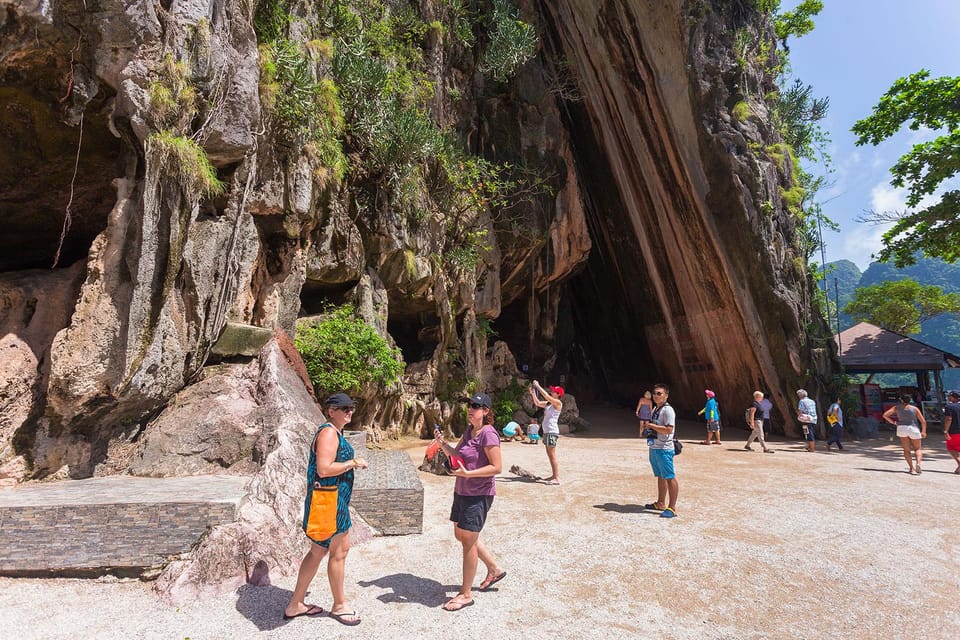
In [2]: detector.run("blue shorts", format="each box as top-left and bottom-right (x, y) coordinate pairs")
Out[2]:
(649, 448), (676, 479)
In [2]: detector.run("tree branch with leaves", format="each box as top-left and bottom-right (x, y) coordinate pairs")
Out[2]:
(852, 71), (960, 267)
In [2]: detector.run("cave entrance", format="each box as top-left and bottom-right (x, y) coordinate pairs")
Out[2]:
(387, 312), (440, 365)
(0, 73), (120, 272)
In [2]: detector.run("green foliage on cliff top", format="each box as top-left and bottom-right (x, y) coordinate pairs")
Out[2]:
(774, 1), (823, 43)
(296, 305), (405, 396)
(478, 0), (538, 82)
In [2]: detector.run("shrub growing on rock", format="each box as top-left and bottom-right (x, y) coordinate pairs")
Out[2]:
(295, 305), (405, 396)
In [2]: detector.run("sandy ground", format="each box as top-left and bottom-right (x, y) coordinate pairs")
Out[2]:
(2, 405), (959, 640)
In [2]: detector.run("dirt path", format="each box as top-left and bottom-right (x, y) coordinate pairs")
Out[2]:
(2, 405), (958, 639)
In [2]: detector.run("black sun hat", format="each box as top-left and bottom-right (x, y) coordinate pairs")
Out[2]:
(323, 392), (355, 409)
(459, 392), (492, 408)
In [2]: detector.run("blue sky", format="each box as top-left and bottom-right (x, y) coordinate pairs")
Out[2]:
(781, 0), (960, 271)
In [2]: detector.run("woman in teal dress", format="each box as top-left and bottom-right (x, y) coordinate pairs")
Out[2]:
(284, 393), (368, 625)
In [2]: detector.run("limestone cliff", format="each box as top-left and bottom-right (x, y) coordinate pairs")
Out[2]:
(0, 0), (832, 484)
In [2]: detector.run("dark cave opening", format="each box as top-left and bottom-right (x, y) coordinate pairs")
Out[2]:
(551, 100), (665, 407)
(0, 77), (121, 272)
(298, 279), (360, 315)
(387, 312), (440, 364)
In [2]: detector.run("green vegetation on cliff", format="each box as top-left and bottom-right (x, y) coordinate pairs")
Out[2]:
(252, 0), (543, 274)
(296, 305), (405, 396)
(147, 131), (224, 198)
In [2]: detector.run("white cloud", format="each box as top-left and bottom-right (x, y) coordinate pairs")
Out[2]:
(870, 182), (908, 213)
(869, 177), (960, 213)
(832, 178), (960, 269)
(839, 222), (893, 267)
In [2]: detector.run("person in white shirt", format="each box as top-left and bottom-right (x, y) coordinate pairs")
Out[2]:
(644, 383), (679, 518)
(529, 380), (563, 485)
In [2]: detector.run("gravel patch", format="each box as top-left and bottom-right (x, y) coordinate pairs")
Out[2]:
(2, 406), (958, 639)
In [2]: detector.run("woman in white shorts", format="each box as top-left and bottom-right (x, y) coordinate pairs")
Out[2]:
(883, 394), (927, 475)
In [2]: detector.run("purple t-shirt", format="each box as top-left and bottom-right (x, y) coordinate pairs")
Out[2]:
(454, 424), (500, 496)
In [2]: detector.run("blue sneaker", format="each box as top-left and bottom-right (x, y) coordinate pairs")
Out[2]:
(660, 507), (677, 518)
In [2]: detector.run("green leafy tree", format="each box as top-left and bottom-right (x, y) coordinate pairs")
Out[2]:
(852, 71), (960, 267)
(843, 278), (960, 335)
(295, 305), (405, 396)
(774, 0), (824, 44)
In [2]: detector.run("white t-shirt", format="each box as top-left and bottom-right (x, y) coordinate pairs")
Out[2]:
(542, 404), (560, 435)
(649, 403), (675, 450)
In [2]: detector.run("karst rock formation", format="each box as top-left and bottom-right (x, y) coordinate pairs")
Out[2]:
(1, 0), (833, 596)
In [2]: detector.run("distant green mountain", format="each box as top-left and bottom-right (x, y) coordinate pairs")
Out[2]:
(827, 256), (960, 389)
(823, 259), (861, 330)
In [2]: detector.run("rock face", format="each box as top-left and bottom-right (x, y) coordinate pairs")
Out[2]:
(532, 1), (826, 422)
(152, 339), (325, 604)
(0, 2), (829, 486)
(0, 262), (85, 485)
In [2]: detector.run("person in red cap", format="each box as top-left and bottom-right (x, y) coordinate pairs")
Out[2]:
(530, 380), (563, 485)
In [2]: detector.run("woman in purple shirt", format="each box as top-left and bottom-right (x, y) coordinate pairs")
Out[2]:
(433, 392), (506, 611)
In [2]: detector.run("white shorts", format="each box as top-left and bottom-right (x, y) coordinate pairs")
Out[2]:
(896, 424), (922, 439)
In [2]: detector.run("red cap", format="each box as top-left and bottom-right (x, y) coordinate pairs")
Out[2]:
(549, 385), (565, 398)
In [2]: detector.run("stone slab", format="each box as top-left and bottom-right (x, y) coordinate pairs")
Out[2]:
(0, 446), (424, 577)
(0, 476), (248, 575)
(352, 450), (423, 535)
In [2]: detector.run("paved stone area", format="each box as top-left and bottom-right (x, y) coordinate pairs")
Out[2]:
(1, 406), (959, 639)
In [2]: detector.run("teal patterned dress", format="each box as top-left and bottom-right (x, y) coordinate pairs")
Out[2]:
(302, 423), (355, 547)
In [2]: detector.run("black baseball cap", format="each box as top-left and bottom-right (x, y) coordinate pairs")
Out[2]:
(459, 392), (492, 408)
(323, 393), (355, 409)
(948, 390), (960, 399)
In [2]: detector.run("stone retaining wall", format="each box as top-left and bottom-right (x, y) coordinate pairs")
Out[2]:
(352, 450), (423, 535)
(0, 476), (247, 576)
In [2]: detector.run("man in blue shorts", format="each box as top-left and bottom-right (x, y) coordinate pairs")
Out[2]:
(644, 383), (679, 518)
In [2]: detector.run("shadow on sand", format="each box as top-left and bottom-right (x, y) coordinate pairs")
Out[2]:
(357, 573), (455, 607)
(236, 584), (327, 632)
(593, 502), (656, 514)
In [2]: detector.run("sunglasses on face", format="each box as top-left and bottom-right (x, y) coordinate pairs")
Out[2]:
(335, 406), (355, 413)
(468, 402), (485, 410)
(653, 391), (665, 396)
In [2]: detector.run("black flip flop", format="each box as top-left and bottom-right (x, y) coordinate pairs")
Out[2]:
(479, 570), (507, 591)
(442, 598), (475, 611)
(283, 605), (324, 620)
(328, 610), (362, 626)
